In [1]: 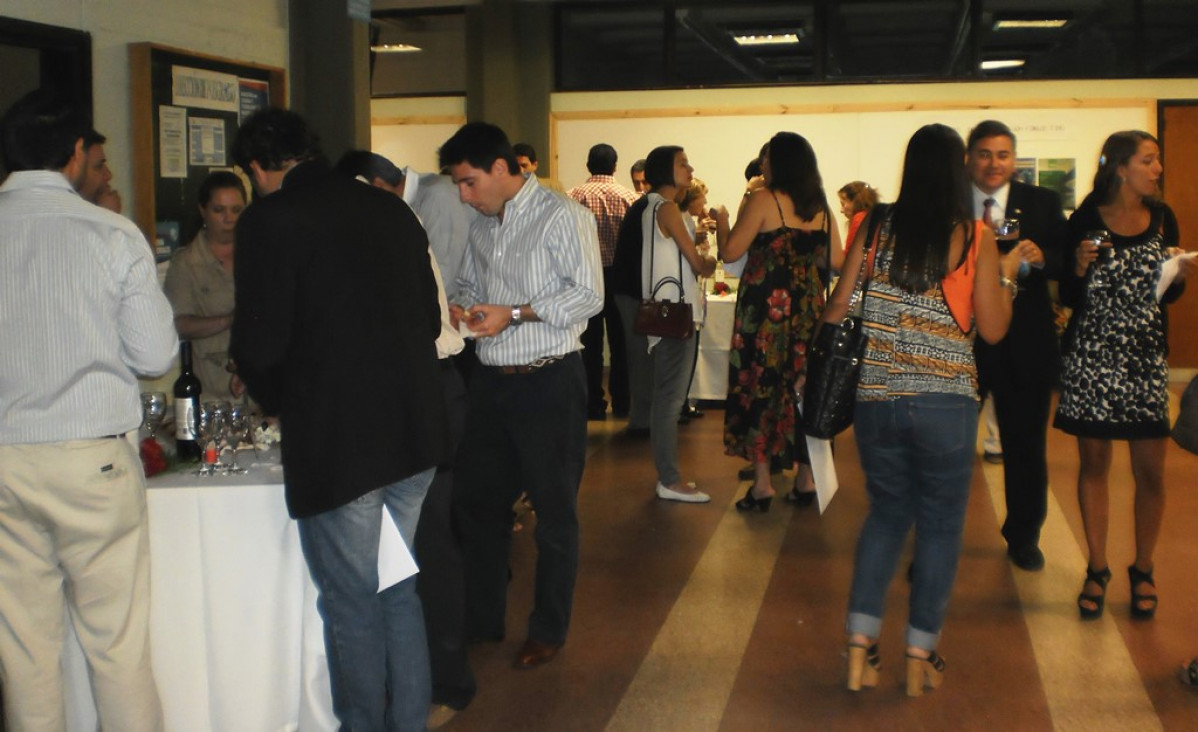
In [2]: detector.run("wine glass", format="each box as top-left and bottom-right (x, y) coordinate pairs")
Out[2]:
(196, 401), (224, 476)
(994, 217), (1020, 243)
(1084, 229), (1113, 289)
(224, 404), (252, 474)
(140, 391), (167, 439)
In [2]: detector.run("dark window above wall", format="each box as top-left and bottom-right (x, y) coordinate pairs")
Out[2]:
(370, 7), (467, 97)
(554, 0), (1198, 91)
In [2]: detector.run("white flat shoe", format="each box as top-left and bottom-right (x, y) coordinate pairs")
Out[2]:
(655, 481), (711, 503)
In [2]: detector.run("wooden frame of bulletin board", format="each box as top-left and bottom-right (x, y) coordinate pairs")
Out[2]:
(129, 43), (285, 261)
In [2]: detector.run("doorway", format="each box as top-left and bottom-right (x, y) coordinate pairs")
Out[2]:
(0, 16), (92, 178)
(1160, 101), (1198, 369)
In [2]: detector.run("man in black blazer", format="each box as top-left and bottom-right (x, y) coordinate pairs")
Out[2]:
(230, 109), (447, 729)
(967, 120), (1067, 572)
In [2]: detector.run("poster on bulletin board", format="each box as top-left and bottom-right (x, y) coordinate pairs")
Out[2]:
(129, 43), (285, 262)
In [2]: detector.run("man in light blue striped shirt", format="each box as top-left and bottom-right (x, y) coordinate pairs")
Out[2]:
(0, 91), (176, 731)
(440, 122), (602, 670)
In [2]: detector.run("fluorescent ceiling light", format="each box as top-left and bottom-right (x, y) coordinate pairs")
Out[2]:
(370, 43), (422, 53)
(981, 59), (1026, 70)
(733, 33), (800, 46)
(993, 19), (1068, 30)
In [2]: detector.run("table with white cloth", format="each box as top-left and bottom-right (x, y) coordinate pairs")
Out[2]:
(689, 288), (737, 401)
(62, 449), (337, 732)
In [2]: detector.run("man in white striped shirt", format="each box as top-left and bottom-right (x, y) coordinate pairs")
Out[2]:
(440, 122), (603, 670)
(0, 91), (177, 731)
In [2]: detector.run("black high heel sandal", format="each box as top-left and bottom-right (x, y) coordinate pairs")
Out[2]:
(784, 488), (816, 507)
(1077, 566), (1111, 620)
(735, 488), (772, 513)
(1128, 564), (1158, 620)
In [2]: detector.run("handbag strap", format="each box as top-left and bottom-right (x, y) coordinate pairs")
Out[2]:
(646, 197), (688, 303)
(847, 204), (889, 312)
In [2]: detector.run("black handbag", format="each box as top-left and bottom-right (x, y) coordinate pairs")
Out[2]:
(634, 200), (694, 340)
(802, 208), (887, 438)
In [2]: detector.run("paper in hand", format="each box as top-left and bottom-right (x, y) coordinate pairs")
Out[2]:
(378, 510), (419, 592)
(1157, 251), (1197, 302)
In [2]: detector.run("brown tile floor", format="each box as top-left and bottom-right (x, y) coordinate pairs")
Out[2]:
(444, 393), (1198, 732)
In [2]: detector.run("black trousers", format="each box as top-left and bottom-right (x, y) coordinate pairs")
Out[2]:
(581, 266), (628, 414)
(415, 362), (476, 709)
(990, 372), (1053, 549)
(454, 353), (587, 645)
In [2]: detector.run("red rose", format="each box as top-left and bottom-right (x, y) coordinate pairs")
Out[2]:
(140, 437), (167, 478)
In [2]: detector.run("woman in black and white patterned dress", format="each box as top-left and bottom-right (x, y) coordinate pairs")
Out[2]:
(1055, 130), (1197, 621)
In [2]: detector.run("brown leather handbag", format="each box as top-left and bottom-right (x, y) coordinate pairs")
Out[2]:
(634, 200), (694, 340)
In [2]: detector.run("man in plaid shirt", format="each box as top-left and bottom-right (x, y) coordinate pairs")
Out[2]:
(569, 143), (639, 420)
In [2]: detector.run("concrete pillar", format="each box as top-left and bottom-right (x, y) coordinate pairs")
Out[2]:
(288, 0), (371, 161)
(464, 0), (555, 176)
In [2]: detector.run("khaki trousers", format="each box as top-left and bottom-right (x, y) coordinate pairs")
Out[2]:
(0, 436), (163, 732)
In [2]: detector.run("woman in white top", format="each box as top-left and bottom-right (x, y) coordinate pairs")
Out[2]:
(641, 146), (725, 502)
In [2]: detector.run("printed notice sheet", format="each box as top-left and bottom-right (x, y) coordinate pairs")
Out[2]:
(159, 106), (187, 179)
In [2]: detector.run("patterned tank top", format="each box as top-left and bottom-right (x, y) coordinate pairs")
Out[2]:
(856, 233), (979, 402)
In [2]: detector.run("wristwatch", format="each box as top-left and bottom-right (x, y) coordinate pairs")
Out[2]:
(1000, 275), (1019, 299)
(509, 305), (524, 326)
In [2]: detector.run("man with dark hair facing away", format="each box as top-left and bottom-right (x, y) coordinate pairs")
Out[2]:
(0, 89), (177, 731)
(230, 108), (448, 730)
(569, 143), (639, 420)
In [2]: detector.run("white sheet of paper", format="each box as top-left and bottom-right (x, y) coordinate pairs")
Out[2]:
(805, 435), (840, 514)
(1156, 251), (1197, 301)
(378, 510), (419, 593)
(456, 319), (476, 340)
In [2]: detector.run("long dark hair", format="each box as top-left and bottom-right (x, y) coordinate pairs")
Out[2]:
(888, 124), (971, 293)
(766, 132), (825, 220)
(1090, 130), (1159, 206)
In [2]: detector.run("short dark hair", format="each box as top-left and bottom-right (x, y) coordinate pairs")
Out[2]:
(512, 142), (537, 163)
(744, 158), (762, 181)
(197, 170), (247, 207)
(439, 122), (519, 176)
(0, 89), (90, 172)
(967, 119), (1016, 151)
(334, 150), (404, 187)
(82, 129), (107, 149)
(630, 158), (646, 175)
(644, 145), (683, 189)
(232, 107), (320, 173)
(586, 143), (617, 175)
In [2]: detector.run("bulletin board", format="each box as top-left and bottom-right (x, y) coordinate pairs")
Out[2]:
(129, 43), (285, 261)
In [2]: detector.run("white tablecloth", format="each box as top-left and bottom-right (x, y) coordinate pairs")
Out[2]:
(63, 452), (336, 732)
(690, 292), (736, 400)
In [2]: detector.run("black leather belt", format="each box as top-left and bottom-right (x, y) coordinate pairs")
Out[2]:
(492, 354), (567, 375)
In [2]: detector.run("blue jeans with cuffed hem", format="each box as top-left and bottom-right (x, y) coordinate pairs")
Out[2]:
(298, 467), (435, 732)
(846, 394), (977, 653)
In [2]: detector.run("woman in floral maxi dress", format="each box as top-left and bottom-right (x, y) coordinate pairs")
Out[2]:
(721, 132), (843, 511)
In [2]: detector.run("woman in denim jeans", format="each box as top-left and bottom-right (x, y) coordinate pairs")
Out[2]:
(820, 124), (1021, 697)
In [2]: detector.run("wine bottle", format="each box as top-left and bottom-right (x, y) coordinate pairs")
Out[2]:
(173, 341), (202, 461)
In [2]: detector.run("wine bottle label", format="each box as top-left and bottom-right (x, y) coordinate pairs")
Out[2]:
(175, 399), (198, 441)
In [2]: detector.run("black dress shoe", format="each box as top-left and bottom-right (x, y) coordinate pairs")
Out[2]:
(1007, 544), (1045, 571)
(513, 639), (561, 669)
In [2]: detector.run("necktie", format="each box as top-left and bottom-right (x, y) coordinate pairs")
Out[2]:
(983, 198), (995, 227)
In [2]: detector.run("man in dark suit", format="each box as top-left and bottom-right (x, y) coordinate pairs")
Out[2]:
(230, 109), (447, 730)
(967, 119), (1067, 572)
